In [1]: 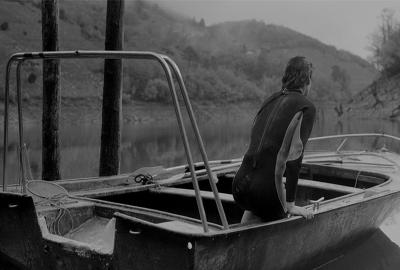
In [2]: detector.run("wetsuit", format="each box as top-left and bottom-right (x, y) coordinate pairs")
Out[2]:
(232, 89), (316, 221)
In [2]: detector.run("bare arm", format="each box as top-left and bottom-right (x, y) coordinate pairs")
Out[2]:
(283, 106), (316, 219)
(275, 111), (303, 213)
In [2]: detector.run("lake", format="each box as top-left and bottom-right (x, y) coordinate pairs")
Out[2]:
(1, 109), (400, 269)
(4, 108), (400, 180)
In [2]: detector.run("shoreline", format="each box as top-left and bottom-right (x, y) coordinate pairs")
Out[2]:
(1, 98), (397, 129)
(0, 99), (259, 127)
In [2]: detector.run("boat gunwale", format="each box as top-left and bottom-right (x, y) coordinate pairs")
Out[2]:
(107, 159), (400, 238)
(119, 156), (400, 237)
(71, 160), (393, 198)
(123, 183), (400, 238)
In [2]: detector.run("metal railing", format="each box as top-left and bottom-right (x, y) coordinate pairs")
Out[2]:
(1, 50), (229, 232)
(306, 133), (400, 169)
(308, 133), (400, 143)
(308, 133), (400, 153)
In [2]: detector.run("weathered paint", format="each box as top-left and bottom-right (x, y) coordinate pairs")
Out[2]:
(113, 213), (195, 270)
(0, 193), (112, 270)
(0, 192), (47, 269)
(113, 190), (400, 270)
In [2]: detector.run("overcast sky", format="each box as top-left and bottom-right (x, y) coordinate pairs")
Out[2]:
(156, 0), (400, 60)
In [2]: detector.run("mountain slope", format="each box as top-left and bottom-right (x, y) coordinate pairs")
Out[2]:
(0, 0), (377, 105)
(351, 74), (400, 118)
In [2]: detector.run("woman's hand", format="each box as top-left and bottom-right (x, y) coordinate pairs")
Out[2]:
(286, 202), (314, 220)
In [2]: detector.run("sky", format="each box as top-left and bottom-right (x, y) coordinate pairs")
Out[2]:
(156, 0), (400, 60)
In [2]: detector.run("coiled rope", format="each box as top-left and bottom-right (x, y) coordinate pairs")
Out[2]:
(26, 180), (74, 235)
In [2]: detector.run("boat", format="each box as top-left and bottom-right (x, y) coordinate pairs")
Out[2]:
(1, 51), (400, 270)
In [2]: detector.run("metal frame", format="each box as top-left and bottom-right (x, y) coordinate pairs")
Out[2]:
(306, 133), (400, 169)
(1, 50), (228, 231)
(308, 133), (400, 155)
(309, 133), (400, 143)
(305, 152), (399, 169)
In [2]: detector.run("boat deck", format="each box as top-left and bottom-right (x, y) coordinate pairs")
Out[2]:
(64, 216), (114, 247)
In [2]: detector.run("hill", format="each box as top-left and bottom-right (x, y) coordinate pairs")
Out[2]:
(0, 0), (377, 109)
(350, 74), (400, 119)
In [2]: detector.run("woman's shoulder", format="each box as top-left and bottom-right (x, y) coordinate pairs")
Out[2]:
(286, 92), (315, 106)
(303, 96), (316, 109)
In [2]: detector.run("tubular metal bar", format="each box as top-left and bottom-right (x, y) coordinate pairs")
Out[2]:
(16, 61), (26, 193)
(2, 50), (210, 232)
(157, 57), (209, 232)
(304, 152), (399, 169)
(163, 56), (229, 229)
(309, 133), (400, 142)
(2, 60), (12, 191)
(7, 50), (179, 62)
(335, 138), (347, 153)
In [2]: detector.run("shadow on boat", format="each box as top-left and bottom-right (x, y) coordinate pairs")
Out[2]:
(318, 229), (400, 270)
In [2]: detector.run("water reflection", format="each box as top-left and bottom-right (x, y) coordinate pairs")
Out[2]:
(316, 203), (400, 269)
(319, 229), (400, 270)
(2, 111), (400, 181)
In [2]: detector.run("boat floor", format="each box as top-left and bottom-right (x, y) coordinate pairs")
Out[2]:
(63, 216), (115, 252)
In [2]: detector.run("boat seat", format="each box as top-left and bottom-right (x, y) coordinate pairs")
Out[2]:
(293, 179), (363, 194)
(151, 187), (235, 202)
(153, 179), (363, 202)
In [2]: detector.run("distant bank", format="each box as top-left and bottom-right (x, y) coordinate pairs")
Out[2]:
(0, 99), (259, 127)
(0, 98), (390, 130)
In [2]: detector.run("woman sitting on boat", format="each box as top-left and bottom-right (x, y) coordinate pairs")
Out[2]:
(232, 56), (316, 223)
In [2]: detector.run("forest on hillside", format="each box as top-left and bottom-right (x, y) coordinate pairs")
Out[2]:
(352, 9), (400, 118)
(0, 0), (377, 107)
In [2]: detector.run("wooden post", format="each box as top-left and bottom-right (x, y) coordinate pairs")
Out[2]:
(41, 0), (61, 181)
(99, 0), (124, 176)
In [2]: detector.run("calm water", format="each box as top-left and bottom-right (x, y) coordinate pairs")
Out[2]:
(1, 110), (400, 268)
(3, 110), (400, 180)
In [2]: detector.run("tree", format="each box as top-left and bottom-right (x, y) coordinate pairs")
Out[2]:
(199, 18), (205, 28)
(368, 8), (399, 74)
(42, 0), (61, 181)
(142, 78), (170, 102)
(183, 45), (199, 66)
(251, 48), (269, 81)
(99, 0), (125, 176)
(331, 65), (351, 95)
(381, 30), (400, 76)
(331, 65), (351, 118)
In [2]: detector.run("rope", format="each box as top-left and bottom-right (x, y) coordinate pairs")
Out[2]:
(23, 143), (33, 180)
(354, 171), (361, 188)
(35, 194), (74, 235)
(26, 181), (74, 235)
(133, 173), (153, 185)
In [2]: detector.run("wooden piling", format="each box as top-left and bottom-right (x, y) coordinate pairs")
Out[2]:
(99, 0), (125, 176)
(41, 0), (61, 181)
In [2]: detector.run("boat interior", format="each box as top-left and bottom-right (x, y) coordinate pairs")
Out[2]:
(24, 161), (390, 255)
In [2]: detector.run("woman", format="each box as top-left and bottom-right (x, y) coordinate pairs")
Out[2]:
(232, 56), (316, 223)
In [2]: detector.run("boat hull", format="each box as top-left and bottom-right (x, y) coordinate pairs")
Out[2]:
(0, 192), (112, 270)
(113, 189), (400, 270)
(0, 188), (399, 269)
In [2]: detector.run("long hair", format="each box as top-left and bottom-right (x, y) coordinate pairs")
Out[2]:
(281, 56), (313, 91)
